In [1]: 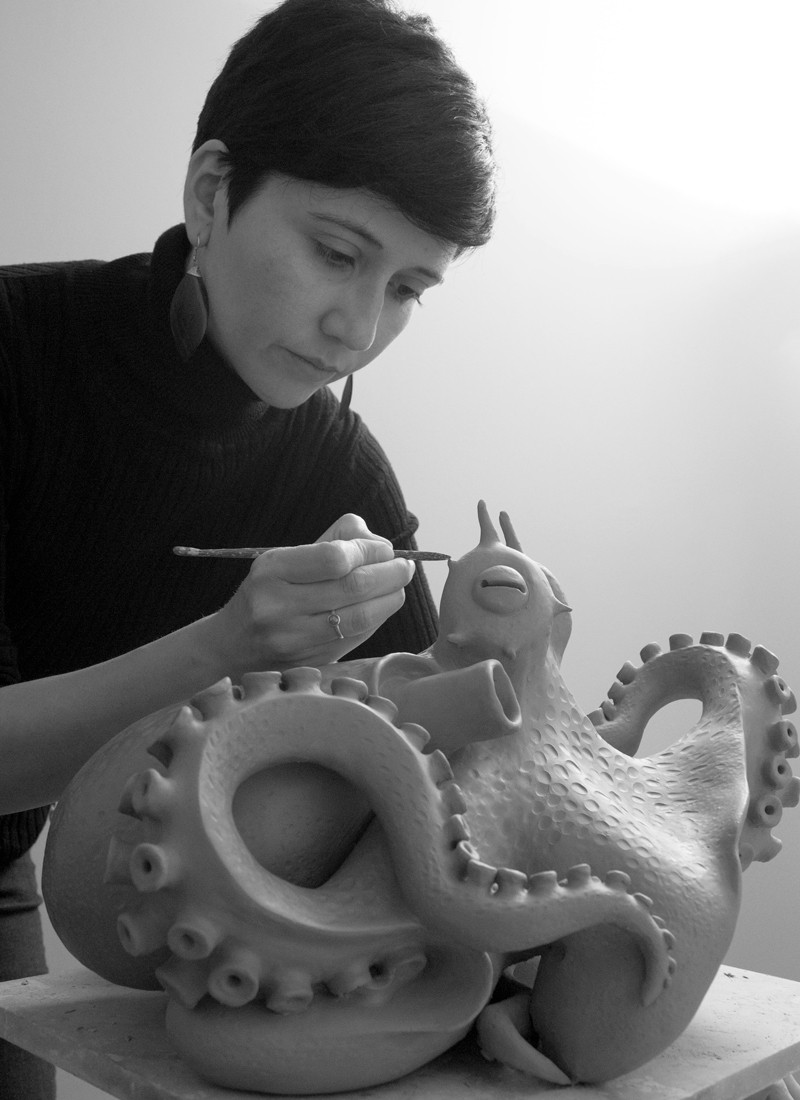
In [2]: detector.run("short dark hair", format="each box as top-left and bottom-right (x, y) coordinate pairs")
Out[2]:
(193, 0), (496, 250)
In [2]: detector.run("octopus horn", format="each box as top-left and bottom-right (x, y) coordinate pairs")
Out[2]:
(477, 500), (501, 546)
(543, 566), (570, 608)
(499, 511), (523, 552)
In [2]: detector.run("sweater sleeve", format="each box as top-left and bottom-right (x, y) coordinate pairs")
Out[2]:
(0, 369), (18, 692)
(0, 277), (51, 863)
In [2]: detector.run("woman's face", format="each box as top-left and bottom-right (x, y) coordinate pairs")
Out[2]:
(199, 174), (457, 407)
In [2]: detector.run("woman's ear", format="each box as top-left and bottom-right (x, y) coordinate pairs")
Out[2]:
(183, 139), (230, 245)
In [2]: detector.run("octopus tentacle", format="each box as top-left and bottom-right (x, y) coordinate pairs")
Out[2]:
(523, 632), (799, 1083)
(589, 632), (800, 867)
(162, 942), (496, 1095)
(111, 673), (430, 1009)
(111, 667), (673, 1017)
(476, 991), (571, 1084)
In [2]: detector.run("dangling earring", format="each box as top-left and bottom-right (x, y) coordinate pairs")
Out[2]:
(170, 236), (209, 362)
(339, 374), (354, 417)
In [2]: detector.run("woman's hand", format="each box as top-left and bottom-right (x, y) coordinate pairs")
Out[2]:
(0, 514), (417, 810)
(206, 514), (415, 673)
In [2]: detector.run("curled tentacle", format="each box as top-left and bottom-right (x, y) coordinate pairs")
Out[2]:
(589, 633), (799, 869)
(163, 943), (496, 1095)
(476, 991), (571, 1084)
(114, 669), (672, 1014)
(110, 669), (499, 1091)
(525, 633), (799, 1082)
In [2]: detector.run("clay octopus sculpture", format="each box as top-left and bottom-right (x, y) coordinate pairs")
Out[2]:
(43, 502), (800, 1093)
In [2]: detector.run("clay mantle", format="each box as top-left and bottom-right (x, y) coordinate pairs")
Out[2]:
(43, 502), (800, 1093)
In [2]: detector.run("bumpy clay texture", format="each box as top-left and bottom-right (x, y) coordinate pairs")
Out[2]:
(43, 502), (800, 1092)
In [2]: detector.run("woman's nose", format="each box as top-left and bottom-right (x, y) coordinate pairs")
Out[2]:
(321, 282), (383, 352)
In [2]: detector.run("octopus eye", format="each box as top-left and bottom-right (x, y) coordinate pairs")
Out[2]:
(474, 566), (529, 612)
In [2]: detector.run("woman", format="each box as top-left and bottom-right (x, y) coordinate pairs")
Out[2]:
(0, 0), (495, 1093)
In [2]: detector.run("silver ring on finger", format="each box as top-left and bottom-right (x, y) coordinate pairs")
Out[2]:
(327, 610), (344, 640)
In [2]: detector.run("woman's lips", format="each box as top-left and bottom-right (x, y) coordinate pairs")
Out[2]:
(285, 348), (338, 376)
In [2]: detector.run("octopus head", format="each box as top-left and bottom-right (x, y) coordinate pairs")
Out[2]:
(432, 501), (572, 670)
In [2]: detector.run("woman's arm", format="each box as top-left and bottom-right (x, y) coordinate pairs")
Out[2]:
(0, 615), (240, 813)
(0, 514), (415, 813)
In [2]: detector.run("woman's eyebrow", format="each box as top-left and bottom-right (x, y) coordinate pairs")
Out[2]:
(309, 213), (446, 284)
(311, 212), (383, 249)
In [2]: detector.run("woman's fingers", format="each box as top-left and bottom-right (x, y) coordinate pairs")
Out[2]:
(210, 517), (417, 673)
(318, 585), (409, 645)
(258, 536), (395, 586)
(315, 512), (393, 547)
(249, 533), (415, 617)
(253, 545), (412, 663)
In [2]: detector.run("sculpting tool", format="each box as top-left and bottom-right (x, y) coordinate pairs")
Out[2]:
(172, 546), (451, 561)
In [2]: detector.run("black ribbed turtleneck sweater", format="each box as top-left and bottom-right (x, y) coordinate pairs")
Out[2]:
(0, 225), (438, 863)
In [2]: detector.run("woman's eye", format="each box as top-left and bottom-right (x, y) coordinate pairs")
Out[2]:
(394, 283), (423, 305)
(315, 242), (355, 269)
